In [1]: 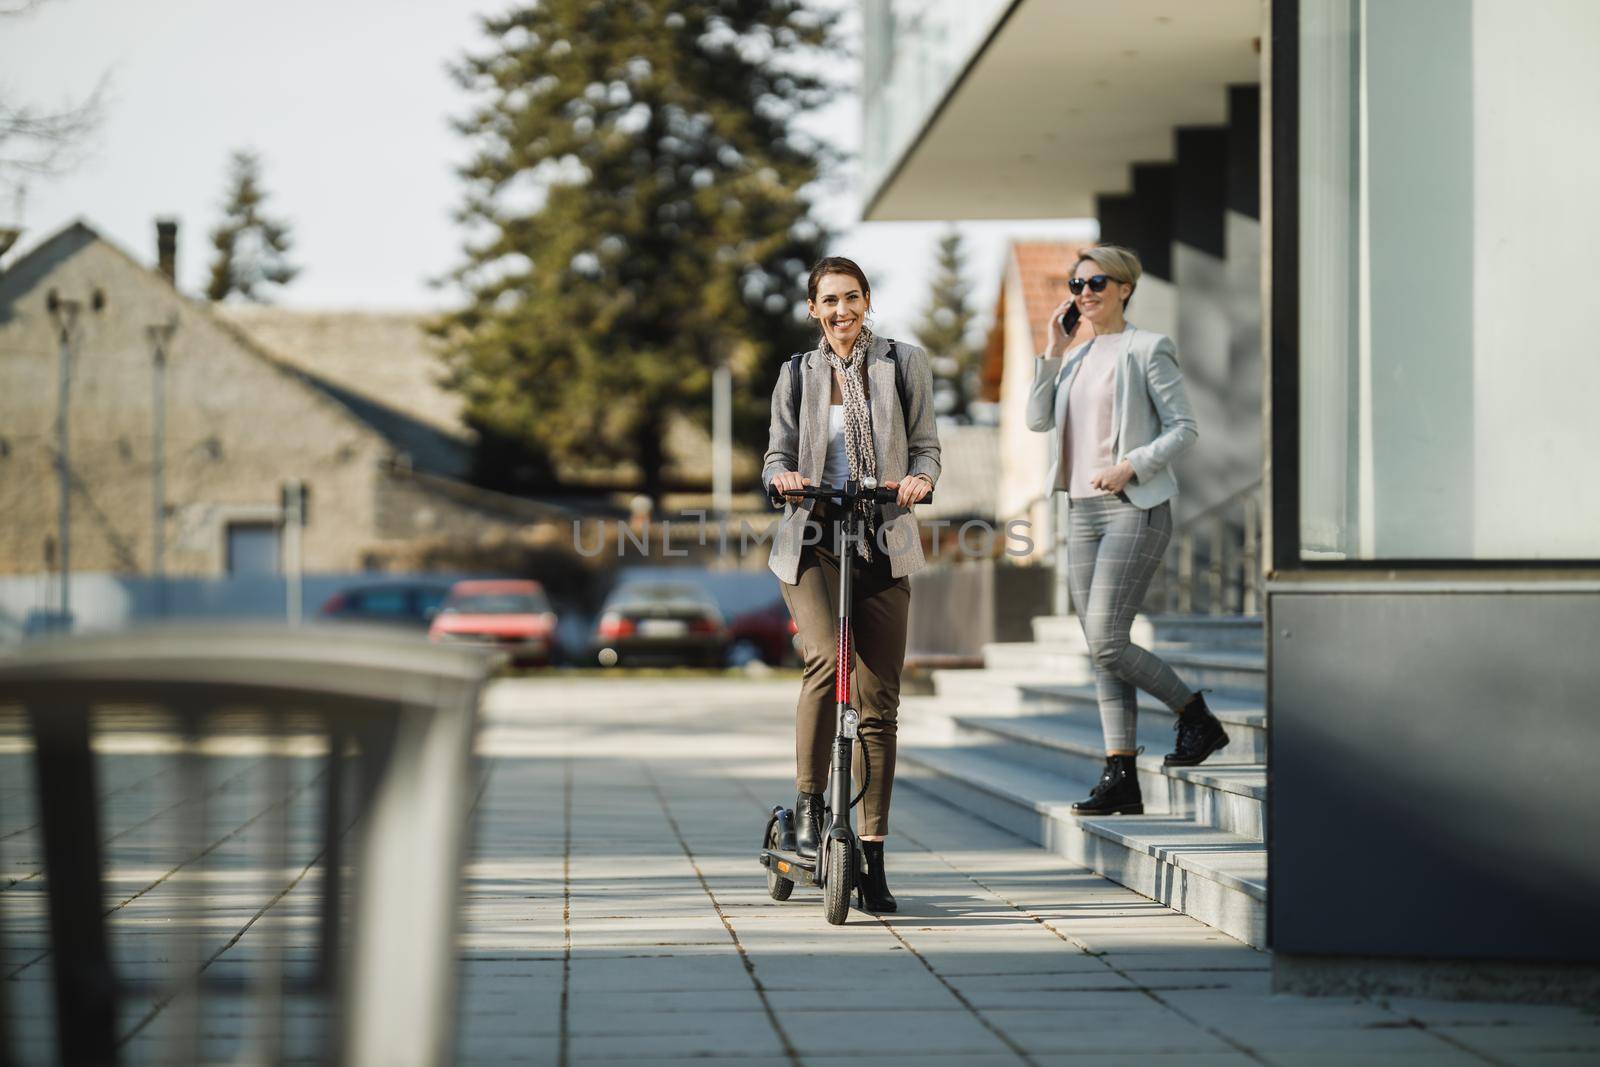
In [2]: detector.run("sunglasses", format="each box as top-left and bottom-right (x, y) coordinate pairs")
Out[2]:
(1067, 274), (1115, 295)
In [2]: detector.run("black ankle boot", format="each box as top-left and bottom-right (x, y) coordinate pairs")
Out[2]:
(794, 792), (823, 857)
(858, 840), (897, 913)
(1071, 754), (1144, 816)
(1164, 693), (1230, 767)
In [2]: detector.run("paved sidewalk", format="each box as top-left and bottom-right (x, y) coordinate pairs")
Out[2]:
(4, 675), (1597, 1064)
(458, 677), (1600, 1066)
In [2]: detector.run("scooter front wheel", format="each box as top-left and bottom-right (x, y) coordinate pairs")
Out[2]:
(765, 818), (794, 901)
(822, 839), (853, 925)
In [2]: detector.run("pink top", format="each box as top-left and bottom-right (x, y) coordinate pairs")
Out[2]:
(1064, 337), (1119, 498)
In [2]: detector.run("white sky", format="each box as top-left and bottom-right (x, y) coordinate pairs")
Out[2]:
(0, 0), (1094, 342)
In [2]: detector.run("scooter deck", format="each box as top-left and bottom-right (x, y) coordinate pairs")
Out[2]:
(759, 848), (816, 878)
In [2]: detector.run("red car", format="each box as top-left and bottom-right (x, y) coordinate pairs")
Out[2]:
(725, 598), (802, 667)
(429, 579), (559, 666)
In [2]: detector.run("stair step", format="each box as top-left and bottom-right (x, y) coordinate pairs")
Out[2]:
(948, 712), (1264, 838)
(1158, 648), (1264, 696)
(981, 642), (1263, 700)
(927, 668), (1064, 710)
(1146, 614), (1264, 651)
(1031, 614), (1264, 652)
(1031, 615), (1155, 650)
(1016, 684), (1267, 760)
(898, 743), (1267, 948)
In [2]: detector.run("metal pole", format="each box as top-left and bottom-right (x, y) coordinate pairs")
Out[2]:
(148, 318), (178, 617)
(1052, 494), (1070, 617)
(1243, 493), (1260, 615)
(711, 362), (732, 524)
(285, 479), (304, 625)
(49, 296), (81, 626)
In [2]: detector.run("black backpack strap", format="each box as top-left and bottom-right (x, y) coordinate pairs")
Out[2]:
(792, 341), (912, 425)
(884, 339), (911, 422)
(787, 351), (804, 423)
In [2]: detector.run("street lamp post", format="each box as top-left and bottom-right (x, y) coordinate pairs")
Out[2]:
(46, 291), (82, 626)
(712, 361), (732, 524)
(281, 479), (308, 625)
(147, 316), (179, 616)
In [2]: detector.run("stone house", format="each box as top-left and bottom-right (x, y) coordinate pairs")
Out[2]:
(0, 220), (565, 578)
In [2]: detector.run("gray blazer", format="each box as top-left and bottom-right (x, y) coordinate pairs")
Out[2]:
(1026, 325), (1198, 509)
(761, 335), (942, 585)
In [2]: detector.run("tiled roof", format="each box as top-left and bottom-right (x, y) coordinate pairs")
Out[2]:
(217, 307), (465, 439)
(979, 240), (1089, 400)
(1013, 241), (1088, 353)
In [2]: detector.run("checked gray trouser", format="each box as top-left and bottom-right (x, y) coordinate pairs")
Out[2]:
(1066, 495), (1195, 752)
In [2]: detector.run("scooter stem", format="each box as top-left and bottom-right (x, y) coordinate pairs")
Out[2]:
(828, 499), (860, 837)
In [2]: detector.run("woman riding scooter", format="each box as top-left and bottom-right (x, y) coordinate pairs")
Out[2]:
(762, 257), (941, 914)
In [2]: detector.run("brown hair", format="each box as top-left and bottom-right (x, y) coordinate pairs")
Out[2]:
(806, 256), (872, 304)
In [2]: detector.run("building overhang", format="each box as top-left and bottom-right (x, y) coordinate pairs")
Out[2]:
(864, 0), (1262, 221)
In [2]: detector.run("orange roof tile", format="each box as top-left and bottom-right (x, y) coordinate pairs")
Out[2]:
(980, 240), (1091, 399)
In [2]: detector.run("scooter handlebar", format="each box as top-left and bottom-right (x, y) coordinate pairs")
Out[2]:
(767, 480), (933, 509)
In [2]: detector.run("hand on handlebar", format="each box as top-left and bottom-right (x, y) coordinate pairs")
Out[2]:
(885, 475), (932, 509)
(770, 471), (810, 498)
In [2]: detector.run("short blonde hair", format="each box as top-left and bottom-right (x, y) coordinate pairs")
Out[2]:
(1075, 244), (1142, 307)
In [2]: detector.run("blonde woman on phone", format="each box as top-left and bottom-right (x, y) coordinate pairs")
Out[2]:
(1027, 244), (1228, 816)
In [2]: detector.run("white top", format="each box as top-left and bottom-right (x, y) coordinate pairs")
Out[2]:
(822, 404), (851, 487)
(1064, 337), (1119, 498)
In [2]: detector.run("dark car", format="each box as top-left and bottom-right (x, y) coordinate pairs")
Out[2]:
(725, 597), (801, 667)
(590, 580), (727, 668)
(317, 580), (453, 630)
(430, 579), (559, 666)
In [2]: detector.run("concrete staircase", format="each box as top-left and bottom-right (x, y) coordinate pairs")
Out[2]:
(899, 613), (1268, 947)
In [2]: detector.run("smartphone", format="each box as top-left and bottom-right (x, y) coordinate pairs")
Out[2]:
(1060, 303), (1081, 340)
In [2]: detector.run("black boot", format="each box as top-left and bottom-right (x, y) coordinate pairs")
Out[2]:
(1164, 693), (1230, 767)
(1071, 754), (1144, 816)
(858, 840), (897, 913)
(794, 792), (824, 857)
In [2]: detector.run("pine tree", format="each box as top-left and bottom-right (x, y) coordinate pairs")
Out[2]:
(914, 228), (981, 421)
(437, 1), (834, 499)
(205, 150), (298, 302)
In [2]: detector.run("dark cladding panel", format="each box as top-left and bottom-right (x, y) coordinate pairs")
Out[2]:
(1228, 85), (1261, 219)
(1095, 193), (1140, 254)
(1175, 128), (1228, 258)
(1269, 591), (1600, 962)
(1130, 164), (1175, 282)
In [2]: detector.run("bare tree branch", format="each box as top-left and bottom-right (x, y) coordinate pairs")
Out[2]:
(0, 72), (108, 184)
(0, 0), (53, 17)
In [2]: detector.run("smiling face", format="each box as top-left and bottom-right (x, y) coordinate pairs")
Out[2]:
(1073, 258), (1134, 329)
(808, 271), (869, 351)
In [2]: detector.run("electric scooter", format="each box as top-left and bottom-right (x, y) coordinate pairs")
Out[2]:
(758, 476), (931, 925)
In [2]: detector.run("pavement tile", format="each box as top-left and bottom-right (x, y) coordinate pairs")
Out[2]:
(775, 1005), (1011, 1057)
(1257, 1054), (1483, 1067)
(1428, 1023), (1600, 1054)
(8, 677), (1594, 1066)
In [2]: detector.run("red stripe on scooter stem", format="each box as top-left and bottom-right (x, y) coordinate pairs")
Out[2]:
(835, 616), (852, 703)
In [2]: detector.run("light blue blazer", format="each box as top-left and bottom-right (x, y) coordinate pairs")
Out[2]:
(1025, 325), (1198, 509)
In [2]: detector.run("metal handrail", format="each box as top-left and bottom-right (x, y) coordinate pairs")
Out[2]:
(1159, 480), (1266, 617)
(0, 625), (492, 1066)
(1000, 481), (1265, 620)
(1175, 478), (1265, 532)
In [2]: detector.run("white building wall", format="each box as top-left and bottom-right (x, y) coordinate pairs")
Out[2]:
(996, 260), (1053, 548)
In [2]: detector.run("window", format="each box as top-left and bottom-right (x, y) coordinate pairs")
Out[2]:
(1295, 0), (1600, 561)
(225, 522), (280, 575)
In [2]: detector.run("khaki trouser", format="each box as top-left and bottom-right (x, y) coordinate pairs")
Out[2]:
(780, 519), (910, 838)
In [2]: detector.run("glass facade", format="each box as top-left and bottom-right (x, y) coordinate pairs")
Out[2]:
(1296, 0), (1600, 561)
(860, 0), (1011, 200)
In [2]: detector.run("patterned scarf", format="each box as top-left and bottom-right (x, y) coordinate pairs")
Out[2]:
(822, 325), (878, 561)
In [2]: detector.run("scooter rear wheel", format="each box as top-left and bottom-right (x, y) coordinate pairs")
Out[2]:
(765, 820), (794, 901)
(822, 839), (853, 925)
